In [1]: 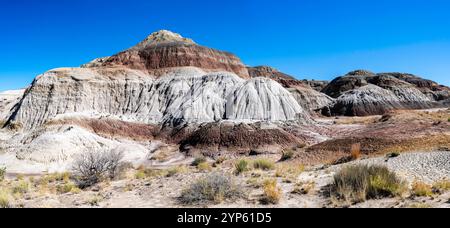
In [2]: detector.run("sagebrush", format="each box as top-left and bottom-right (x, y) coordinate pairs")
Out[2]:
(179, 173), (244, 204)
(331, 165), (406, 203)
(72, 149), (124, 188)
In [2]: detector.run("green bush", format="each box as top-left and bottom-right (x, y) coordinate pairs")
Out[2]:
(234, 159), (249, 175)
(331, 165), (406, 203)
(179, 173), (244, 205)
(253, 159), (275, 171)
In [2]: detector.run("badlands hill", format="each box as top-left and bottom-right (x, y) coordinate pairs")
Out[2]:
(0, 30), (316, 172)
(322, 70), (450, 116)
(0, 30), (449, 175)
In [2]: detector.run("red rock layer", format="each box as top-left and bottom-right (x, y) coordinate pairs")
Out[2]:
(101, 43), (250, 78)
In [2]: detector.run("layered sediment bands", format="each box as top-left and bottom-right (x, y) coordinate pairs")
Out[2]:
(248, 66), (296, 81)
(322, 70), (444, 116)
(385, 72), (450, 101)
(288, 86), (334, 112)
(180, 121), (303, 154)
(92, 30), (250, 79)
(47, 118), (158, 141)
(326, 85), (437, 116)
(226, 78), (310, 122)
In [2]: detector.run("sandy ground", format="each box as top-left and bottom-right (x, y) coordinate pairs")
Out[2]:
(1, 151), (447, 208)
(1, 109), (449, 208)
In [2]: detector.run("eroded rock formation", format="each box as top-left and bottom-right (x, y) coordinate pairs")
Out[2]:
(322, 70), (446, 116)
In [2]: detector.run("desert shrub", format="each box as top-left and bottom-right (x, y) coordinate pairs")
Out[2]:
(280, 149), (295, 161)
(72, 150), (124, 188)
(165, 166), (188, 177)
(134, 169), (147, 179)
(447, 117), (450, 122)
(197, 162), (212, 172)
(57, 182), (80, 194)
(350, 143), (361, 160)
(411, 181), (433, 197)
(179, 173), (243, 205)
(331, 165), (406, 203)
(433, 179), (450, 193)
(253, 159), (275, 171)
(0, 167), (5, 182)
(234, 159), (249, 175)
(0, 188), (11, 208)
(260, 179), (281, 204)
(292, 181), (316, 195)
(191, 156), (207, 167)
(88, 195), (103, 206)
(13, 180), (30, 195)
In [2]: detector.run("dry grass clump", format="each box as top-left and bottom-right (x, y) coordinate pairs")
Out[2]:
(234, 159), (250, 175)
(433, 179), (450, 193)
(411, 181), (433, 197)
(0, 188), (11, 208)
(406, 203), (432, 208)
(179, 173), (244, 205)
(56, 182), (80, 194)
(166, 166), (188, 177)
(260, 179), (281, 205)
(191, 156), (207, 167)
(275, 163), (305, 182)
(0, 167), (5, 182)
(12, 180), (30, 195)
(135, 166), (188, 179)
(331, 165), (406, 204)
(350, 143), (361, 160)
(292, 181), (316, 195)
(253, 159), (275, 171)
(197, 162), (212, 172)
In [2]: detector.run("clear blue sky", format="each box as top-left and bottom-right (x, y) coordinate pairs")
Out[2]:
(1, 0), (450, 91)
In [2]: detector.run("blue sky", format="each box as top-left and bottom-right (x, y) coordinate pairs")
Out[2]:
(1, 0), (450, 91)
